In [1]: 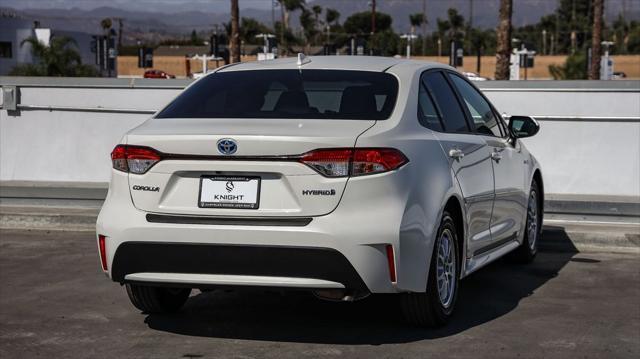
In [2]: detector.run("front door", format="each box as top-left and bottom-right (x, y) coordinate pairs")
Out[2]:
(447, 73), (527, 248)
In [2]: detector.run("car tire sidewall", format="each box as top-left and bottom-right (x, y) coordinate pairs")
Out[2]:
(428, 212), (460, 320)
(522, 180), (541, 258)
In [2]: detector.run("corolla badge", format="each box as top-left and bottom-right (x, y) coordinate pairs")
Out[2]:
(217, 138), (237, 155)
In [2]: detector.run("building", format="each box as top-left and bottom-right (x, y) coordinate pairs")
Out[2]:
(0, 17), (36, 75)
(0, 14), (100, 76)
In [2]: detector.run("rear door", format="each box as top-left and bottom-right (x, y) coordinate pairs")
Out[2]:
(447, 72), (527, 246)
(420, 71), (495, 256)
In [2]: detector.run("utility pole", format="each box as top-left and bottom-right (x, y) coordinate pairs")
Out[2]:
(370, 0), (376, 56)
(422, 0), (427, 56)
(469, 0), (474, 29)
(371, 0), (376, 35)
(271, 0), (275, 29)
(114, 18), (123, 51)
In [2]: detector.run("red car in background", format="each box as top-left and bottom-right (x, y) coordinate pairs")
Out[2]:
(143, 70), (176, 79)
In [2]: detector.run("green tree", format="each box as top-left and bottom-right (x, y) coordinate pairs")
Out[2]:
(549, 51), (588, 79)
(190, 30), (203, 45)
(344, 11), (392, 35)
(300, 9), (318, 48)
(325, 8), (340, 27)
(10, 36), (98, 77)
(409, 13), (425, 34)
(278, 0), (306, 30)
(240, 17), (271, 44)
(370, 30), (400, 56)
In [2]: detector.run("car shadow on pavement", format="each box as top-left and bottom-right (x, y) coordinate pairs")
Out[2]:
(144, 227), (578, 345)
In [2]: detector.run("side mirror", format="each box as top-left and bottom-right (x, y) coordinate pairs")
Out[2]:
(509, 116), (540, 138)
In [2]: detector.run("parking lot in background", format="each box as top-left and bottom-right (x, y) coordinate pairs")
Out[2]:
(0, 229), (638, 359)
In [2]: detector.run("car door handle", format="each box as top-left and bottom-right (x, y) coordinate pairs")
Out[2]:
(449, 148), (465, 160)
(491, 151), (502, 162)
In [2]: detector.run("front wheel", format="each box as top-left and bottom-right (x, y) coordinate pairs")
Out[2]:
(125, 284), (191, 313)
(510, 179), (541, 263)
(401, 211), (460, 327)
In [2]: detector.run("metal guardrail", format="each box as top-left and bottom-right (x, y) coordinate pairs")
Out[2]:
(15, 104), (157, 114)
(9, 104), (640, 121)
(1, 77), (639, 90)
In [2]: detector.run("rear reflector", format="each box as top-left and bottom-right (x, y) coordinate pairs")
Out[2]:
(98, 235), (108, 271)
(111, 145), (161, 174)
(299, 148), (408, 177)
(386, 245), (397, 283)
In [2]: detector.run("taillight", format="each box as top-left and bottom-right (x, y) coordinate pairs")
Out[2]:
(111, 145), (161, 174)
(299, 148), (408, 177)
(352, 148), (408, 176)
(98, 235), (108, 271)
(299, 149), (352, 177)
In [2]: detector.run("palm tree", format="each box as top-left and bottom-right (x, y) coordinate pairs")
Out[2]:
(278, 0), (305, 55)
(409, 13), (425, 35)
(312, 5), (323, 44)
(279, 0), (306, 31)
(230, 0), (241, 63)
(495, 0), (513, 80)
(10, 36), (98, 76)
(100, 18), (112, 35)
(409, 13), (424, 56)
(300, 9), (317, 51)
(325, 8), (340, 27)
(589, 0), (604, 80)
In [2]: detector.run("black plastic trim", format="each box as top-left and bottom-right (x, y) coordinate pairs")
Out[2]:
(146, 213), (312, 227)
(111, 242), (369, 292)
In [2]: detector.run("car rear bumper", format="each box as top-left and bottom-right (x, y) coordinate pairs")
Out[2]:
(112, 241), (368, 293)
(97, 168), (433, 294)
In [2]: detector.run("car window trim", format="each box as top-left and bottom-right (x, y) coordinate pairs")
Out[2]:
(419, 69), (473, 134)
(445, 70), (508, 139)
(444, 69), (500, 138)
(417, 78), (446, 131)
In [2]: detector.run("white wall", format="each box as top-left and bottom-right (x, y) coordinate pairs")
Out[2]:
(482, 87), (640, 197)
(1, 78), (639, 199)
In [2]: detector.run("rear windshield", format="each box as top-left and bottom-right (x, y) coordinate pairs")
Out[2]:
(155, 69), (398, 120)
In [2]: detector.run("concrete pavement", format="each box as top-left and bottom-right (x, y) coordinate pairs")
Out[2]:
(0, 229), (638, 358)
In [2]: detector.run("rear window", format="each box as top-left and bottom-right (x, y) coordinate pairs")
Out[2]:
(156, 70), (398, 120)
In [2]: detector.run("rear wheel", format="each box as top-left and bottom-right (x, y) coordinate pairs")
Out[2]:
(125, 284), (191, 313)
(510, 179), (541, 263)
(401, 211), (460, 327)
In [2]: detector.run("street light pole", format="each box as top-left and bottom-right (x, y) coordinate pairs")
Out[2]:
(400, 34), (418, 58)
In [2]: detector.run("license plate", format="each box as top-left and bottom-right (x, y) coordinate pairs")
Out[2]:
(199, 176), (260, 209)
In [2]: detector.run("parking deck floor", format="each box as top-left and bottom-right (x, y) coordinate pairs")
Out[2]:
(0, 229), (638, 358)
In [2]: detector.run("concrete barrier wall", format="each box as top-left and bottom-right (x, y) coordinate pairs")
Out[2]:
(1, 77), (639, 200)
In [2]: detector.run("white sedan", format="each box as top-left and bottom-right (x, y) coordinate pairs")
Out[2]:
(97, 56), (543, 327)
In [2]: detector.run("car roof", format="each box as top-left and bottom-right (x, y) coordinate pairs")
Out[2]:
(217, 55), (451, 73)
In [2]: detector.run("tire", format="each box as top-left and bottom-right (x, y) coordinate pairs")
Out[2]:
(510, 179), (541, 263)
(401, 211), (460, 327)
(125, 284), (191, 313)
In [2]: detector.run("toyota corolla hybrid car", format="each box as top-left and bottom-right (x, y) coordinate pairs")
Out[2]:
(96, 56), (543, 327)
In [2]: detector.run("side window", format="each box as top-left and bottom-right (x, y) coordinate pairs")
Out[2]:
(418, 82), (444, 131)
(422, 72), (470, 133)
(449, 74), (503, 137)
